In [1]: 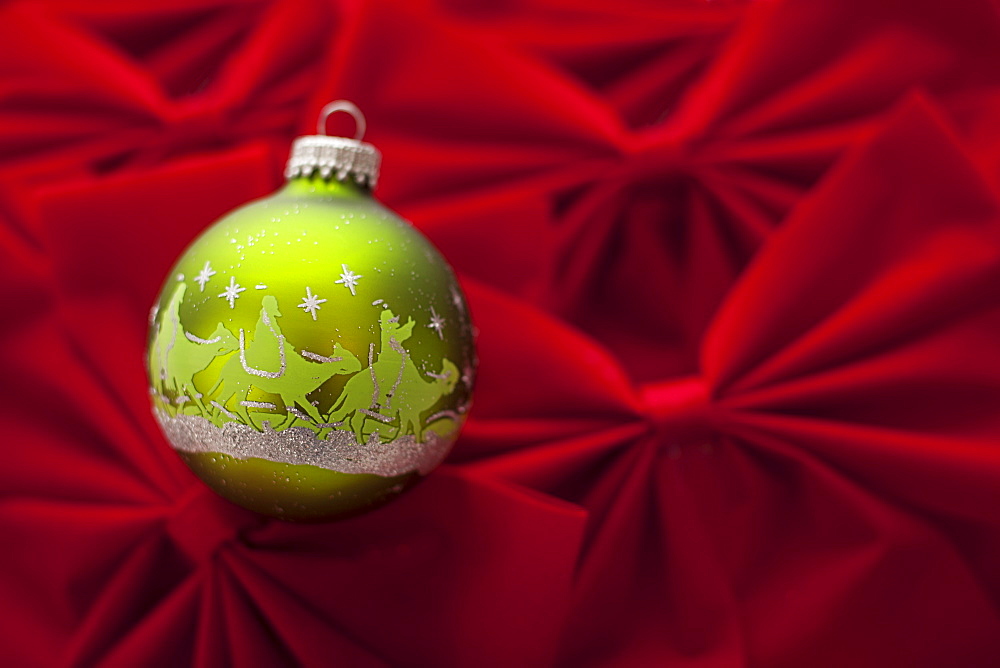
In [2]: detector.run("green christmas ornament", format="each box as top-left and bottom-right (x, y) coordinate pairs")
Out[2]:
(147, 101), (476, 521)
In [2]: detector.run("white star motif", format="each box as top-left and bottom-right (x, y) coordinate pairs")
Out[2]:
(298, 287), (327, 321)
(218, 276), (245, 309)
(450, 285), (464, 311)
(335, 264), (362, 296)
(427, 306), (446, 340)
(194, 261), (217, 292)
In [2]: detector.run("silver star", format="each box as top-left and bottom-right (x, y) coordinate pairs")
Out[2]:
(194, 261), (216, 292)
(218, 276), (245, 309)
(450, 285), (464, 311)
(427, 306), (446, 340)
(335, 264), (362, 296)
(297, 286), (327, 321)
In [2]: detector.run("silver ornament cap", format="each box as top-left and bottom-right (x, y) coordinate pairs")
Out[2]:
(284, 100), (381, 188)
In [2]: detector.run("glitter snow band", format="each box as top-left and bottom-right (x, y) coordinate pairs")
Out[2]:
(155, 410), (452, 477)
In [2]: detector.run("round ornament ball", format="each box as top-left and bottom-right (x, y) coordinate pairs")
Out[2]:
(147, 102), (476, 521)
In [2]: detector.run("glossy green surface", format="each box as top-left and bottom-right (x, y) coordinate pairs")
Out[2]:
(147, 177), (475, 521)
(179, 452), (418, 522)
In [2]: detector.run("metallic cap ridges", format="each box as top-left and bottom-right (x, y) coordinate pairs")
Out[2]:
(284, 101), (381, 188)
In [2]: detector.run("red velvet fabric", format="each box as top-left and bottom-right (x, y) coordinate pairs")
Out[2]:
(2, 1), (1000, 666)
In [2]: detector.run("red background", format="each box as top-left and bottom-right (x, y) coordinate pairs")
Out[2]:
(3, 0), (1000, 665)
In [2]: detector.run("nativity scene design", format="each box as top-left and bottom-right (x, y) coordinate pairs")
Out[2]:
(148, 282), (469, 477)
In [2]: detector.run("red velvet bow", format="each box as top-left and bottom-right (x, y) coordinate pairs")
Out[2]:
(325, 0), (1000, 384)
(462, 99), (1000, 665)
(0, 0), (345, 186)
(2, 1), (1000, 666)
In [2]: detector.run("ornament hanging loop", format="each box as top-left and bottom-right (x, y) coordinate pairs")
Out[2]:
(318, 100), (366, 141)
(286, 100), (380, 187)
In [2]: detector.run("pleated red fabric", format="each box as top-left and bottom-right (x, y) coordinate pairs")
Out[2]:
(2, 1), (1000, 666)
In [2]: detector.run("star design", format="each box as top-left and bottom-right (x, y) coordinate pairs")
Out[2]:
(194, 261), (217, 292)
(218, 276), (245, 309)
(428, 306), (446, 340)
(298, 286), (327, 321)
(335, 264), (362, 296)
(450, 285), (464, 311)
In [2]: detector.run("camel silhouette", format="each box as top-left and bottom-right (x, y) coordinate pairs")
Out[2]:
(207, 295), (361, 427)
(149, 281), (188, 388)
(325, 308), (459, 444)
(155, 282), (238, 411)
(378, 307), (414, 354)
